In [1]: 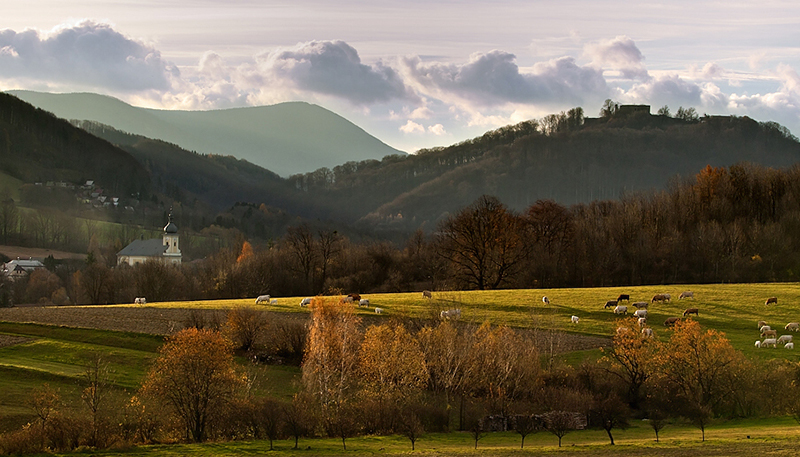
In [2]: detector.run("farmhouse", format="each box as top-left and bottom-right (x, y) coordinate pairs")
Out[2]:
(2, 258), (45, 280)
(116, 213), (182, 266)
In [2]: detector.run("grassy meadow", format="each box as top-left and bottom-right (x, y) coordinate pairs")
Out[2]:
(3, 282), (800, 453)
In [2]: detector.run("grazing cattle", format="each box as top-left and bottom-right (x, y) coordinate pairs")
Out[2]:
(614, 305), (628, 315)
(642, 328), (654, 338)
(638, 317), (647, 327)
(762, 329), (778, 339)
(632, 301), (649, 309)
(762, 338), (778, 348)
(255, 295), (270, 304)
(300, 297), (312, 307)
(683, 308), (699, 317)
(766, 297), (778, 305)
(777, 335), (793, 345)
(270, 299), (278, 305)
(758, 320), (768, 329)
(786, 322), (800, 332)
(571, 315), (579, 324)
(617, 294), (630, 302)
(664, 317), (680, 327)
(440, 309), (462, 319)
(755, 340), (762, 348)
(786, 342), (795, 350)
(359, 299), (370, 308)
(634, 309), (647, 318)
(542, 296), (550, 305)
(663, 294), (672, 302)
(604, 300), (618, 309)
(422, 290), (432, 299)
(679, 291), (694, 299)
(134, 297), (146, 305)
(375, 307), (383, 314)
(651, 294), (668, 303)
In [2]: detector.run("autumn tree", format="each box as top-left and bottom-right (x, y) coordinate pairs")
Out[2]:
(141, 328), (244, 442)
(417, 320), (472, 427)
(436, 195), (526, 289)
(81, 353), (110, 447)
(224, 307), (268, 351)
(601, 317), (656, 408)
(301, 297), (363, 448)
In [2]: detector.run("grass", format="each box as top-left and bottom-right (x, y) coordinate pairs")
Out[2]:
(40, 418), (800, 456)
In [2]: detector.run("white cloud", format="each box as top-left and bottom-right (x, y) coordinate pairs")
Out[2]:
(256, 40), (413, 106)
(428, 123), (446, 135)
(402, 50), (608, 107)
(399, 120), (425, 134)
(0, 21), (176, 92)
(584, 35), (648, 80)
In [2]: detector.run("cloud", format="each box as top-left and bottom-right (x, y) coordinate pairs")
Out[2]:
(0, 21), (176, 92)
(257, 40), (413, 105)
(624, 74), (704, 107)
(399, 120), (425, 134)
(584, 35), (649, 80)
(402, 50), (607, 107)
(428, 124), (446, 135)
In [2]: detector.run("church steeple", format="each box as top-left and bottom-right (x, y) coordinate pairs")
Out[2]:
(162, 208), (181, 263)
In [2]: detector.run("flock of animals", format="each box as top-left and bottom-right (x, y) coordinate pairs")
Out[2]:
(755, 297), (796, 349)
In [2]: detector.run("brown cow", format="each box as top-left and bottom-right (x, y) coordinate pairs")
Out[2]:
(617, 294), (630, 302)
(683, 308), (699, 317)
(765, 297), (778, 305)
(664, 317), (680, 327)
(422, 290), (432, 299)
(604, 300), (618, 309)
(652, 294), (668, 303)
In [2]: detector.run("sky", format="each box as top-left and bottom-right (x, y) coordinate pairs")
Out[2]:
(2, 1), (800, 153)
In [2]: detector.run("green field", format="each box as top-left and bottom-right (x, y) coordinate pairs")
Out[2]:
(4, 283), (800, 453)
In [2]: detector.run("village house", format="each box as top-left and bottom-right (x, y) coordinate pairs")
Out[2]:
(2, 258), (46, 280)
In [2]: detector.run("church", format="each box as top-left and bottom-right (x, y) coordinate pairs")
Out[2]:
(116, 213), (182, 266)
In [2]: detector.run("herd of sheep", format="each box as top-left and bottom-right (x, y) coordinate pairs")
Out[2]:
(755, 299), (796, 349)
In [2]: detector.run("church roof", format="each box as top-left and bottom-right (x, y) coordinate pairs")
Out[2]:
(117, 239), (167, 257)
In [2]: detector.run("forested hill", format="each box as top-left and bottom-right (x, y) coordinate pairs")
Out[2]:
(0, 92), (150, 198)
(288, 112), (800, 230)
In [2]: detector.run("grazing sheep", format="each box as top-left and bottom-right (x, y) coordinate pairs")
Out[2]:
(632, 301), (649, 309)
(604, 300), (618, 309)
(758, 320), (768, 329)
(616, 327), (630, 334)
(663, 293), (672, 302)
(786, 322), (800, 332)
(542, 296), (550, 305)
(777, 335), (793, 345)
(762, 338), (778, 348)
(642, 328), (654, 338)
(617, 294), (630, 302)
(766, 297), (778, 305)
(422, 290), (432, 299)
(614, 305), (628, 315)
(270, 299), (278, 305)
(300, 297), (312, 307)
(638, 317), (647, 327)
(679, 291), (694, 299)
(762, 329), (778, 339)
(786, 342), (795, 350)
(760, 325), (772, 334)
(255, 295), (270, 304)
(683, 308), (699, 317)
(755, 340), (762, 348)
(634, 309), (647, 318)
(571, 315), (579, 324)
(440, 309), (462, 319)
(134, 297), (146, 305)
(359, 298), (370, 307)
(664, 317), (680, 327)
(375, 307), (383, 314)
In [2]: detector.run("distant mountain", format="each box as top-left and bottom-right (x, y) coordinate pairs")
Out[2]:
(8, 90), (404, 177)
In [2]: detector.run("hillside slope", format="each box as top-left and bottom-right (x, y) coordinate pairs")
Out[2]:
(8, 91), (404, 177)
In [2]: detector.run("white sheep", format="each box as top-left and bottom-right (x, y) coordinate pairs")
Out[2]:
(359, 298), (370, 307)
(300, 297), (312, 307)
(786, 322), (800, 332)
(255, 294), (270, 304)
(571, 315), (579, 324)
(270, 299), (278, 305)
(760, 325), (772, 334)
(614, 305), (628, 315)
(375, 307), (383, 314)
(616, 326), (630, 334)
(755, 340), (762, 348)
(762, 338), (778, 348)
(777, 335), (793, 345)
(634, 309), (647, 318)
(642, 328), (654, 338)
(542, 296), (550, 305)
(679, 291), (694, 299)
(786, 342), (795, 350)
(638, 317), (647, 327)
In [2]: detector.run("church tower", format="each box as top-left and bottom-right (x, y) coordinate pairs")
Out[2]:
(162, 210), (182, 264)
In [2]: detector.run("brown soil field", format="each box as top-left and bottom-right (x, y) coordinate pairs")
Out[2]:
(0, 334), (32, 348)
(0, 245), (87, 261)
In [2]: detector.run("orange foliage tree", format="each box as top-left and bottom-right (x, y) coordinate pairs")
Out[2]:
(141, 328), (244, 442)
(601, 317), (657, 408)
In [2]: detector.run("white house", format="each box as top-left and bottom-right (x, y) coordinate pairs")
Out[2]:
(2, 258), (45, 280)
(116, 213), (182, 266)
